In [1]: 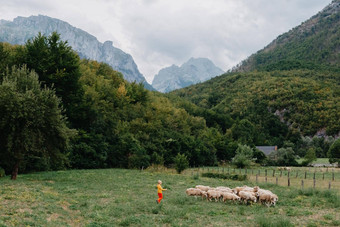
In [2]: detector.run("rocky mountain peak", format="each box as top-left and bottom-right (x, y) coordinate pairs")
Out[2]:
(152, 57), (224, 93)
(0, 15), (154, 90)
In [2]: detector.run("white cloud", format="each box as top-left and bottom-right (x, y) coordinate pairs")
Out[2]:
(0, 0), (332, 83)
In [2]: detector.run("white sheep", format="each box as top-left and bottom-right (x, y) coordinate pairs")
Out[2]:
(195, 185), (211, 192)
(239, 191), (257, 204)
(207, 189), (222, 202)
(221, 192), (241, 202)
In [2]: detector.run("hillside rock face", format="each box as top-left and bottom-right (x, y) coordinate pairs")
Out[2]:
(152, 57), (224, 93)
(0, 15), (153, 90)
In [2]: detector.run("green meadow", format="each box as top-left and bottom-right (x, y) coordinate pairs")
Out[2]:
(1, 169), (340, 226)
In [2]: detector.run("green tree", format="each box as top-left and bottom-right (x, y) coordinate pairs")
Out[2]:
(0, 66), (75, 179)
(272, 147), (298, 166)
(328, 139), (340, 167)
(302, 148), (317, 166)
(231, 119), (255, 144)
(232, 144), (253, 168)
(174, 153), (189, 174)
(24, 32), (84, 128)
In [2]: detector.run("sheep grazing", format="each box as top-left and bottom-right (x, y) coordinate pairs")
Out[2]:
(277, 167), (291, 171)
(186, 188), (201, 198)
(186, 188), (208, 200)
(239, 191), (257, 204)
(195, 185), (211, 192)
(232, 185), (258, 195)
(221, 192), (241, 202)
(186, 184), (278, 207)
(215, 187), (233, 194)
(207, 189), (222, 202)
(257, 189), (279, 207)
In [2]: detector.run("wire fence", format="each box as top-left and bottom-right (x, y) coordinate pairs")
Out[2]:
(181, 166), (340, 191)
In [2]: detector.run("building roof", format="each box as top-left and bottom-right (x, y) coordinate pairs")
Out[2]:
(256, 146), (277, 156)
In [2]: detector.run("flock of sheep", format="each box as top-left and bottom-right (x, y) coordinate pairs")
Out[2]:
(186, 185), (278, 207)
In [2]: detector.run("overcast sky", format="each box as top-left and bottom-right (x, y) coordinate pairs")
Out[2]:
(0, 0), (332, 83)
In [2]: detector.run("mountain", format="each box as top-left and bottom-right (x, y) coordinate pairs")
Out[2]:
(0, 15), (154, 90)
(152, 57), (224, 93)
(172, 1), (340, 140)
(233, 0), (340, 73)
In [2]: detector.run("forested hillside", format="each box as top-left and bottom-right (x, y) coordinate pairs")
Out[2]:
(2, 0), (340, 177)
(234, 0), (340, 73)
(171, 0), (340, 162)
(0, 33), (232, 178)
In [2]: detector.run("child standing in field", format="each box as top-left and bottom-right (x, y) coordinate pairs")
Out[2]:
(156, 180), (167, 204)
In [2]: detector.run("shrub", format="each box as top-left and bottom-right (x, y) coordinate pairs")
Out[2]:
(0, 167), (5, 177)
(232, 144), (253, 168)
(328, 139), (340, 166)
(174, 153), (189, 174)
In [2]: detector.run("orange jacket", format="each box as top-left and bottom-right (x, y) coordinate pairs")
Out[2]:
(157, 184), (165, 193)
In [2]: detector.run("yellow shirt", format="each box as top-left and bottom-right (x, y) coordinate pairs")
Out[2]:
(157, 184), (165, 193)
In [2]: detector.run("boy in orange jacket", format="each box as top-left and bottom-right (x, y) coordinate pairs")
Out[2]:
(156, 180), (167, 204)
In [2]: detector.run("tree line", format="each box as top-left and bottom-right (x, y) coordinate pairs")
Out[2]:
(0, 33), (339, 179)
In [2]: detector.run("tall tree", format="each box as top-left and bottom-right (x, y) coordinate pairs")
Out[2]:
(24, 32), (84, 128)
(328, 139), (340, 167)
(0, 66), (75, 179)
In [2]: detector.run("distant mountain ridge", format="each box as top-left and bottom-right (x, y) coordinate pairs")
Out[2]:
(233, 0), (340, 73)
(152, 57), (224, 93)
(0, 15), (154, 90)
(172, 0), (340, 139)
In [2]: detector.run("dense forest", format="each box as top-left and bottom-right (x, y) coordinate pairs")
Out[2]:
(0, 32), (339, 179)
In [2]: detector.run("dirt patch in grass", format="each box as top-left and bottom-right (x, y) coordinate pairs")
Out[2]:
(47, 213), (60, 222)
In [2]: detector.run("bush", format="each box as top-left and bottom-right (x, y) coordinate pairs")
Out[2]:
(232, 144), (253, 168)
(328, 139), (340, 166)
(0, 167), (5, 177)
(174, 153), (189, 174)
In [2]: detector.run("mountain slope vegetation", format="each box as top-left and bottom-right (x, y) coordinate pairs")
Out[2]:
(234, 0), (340, 73)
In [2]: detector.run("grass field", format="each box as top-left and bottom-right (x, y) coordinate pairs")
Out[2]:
(0, 168), (340, 226)
(296, 158), (331, 165)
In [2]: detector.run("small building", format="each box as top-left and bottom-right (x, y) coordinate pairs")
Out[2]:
(255, 146), (278, 156)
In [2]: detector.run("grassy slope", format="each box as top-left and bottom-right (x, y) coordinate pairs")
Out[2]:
(0, 169), (339, 226)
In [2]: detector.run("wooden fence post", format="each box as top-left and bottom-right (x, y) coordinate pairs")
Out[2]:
(272, 170), (275, 177)
(288, 177), (290, 187)
(313, 178), (316, 189)
(276, 177), (278, 185)
(265, 176), (267, 183)
(280, 171), (282, 177)
(332, 172), (335, 181)
(301, 180), (304, 190)
(329, 182), (331, 189)
(296, 171), (298, 178)
(265, 169), (267, 177)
